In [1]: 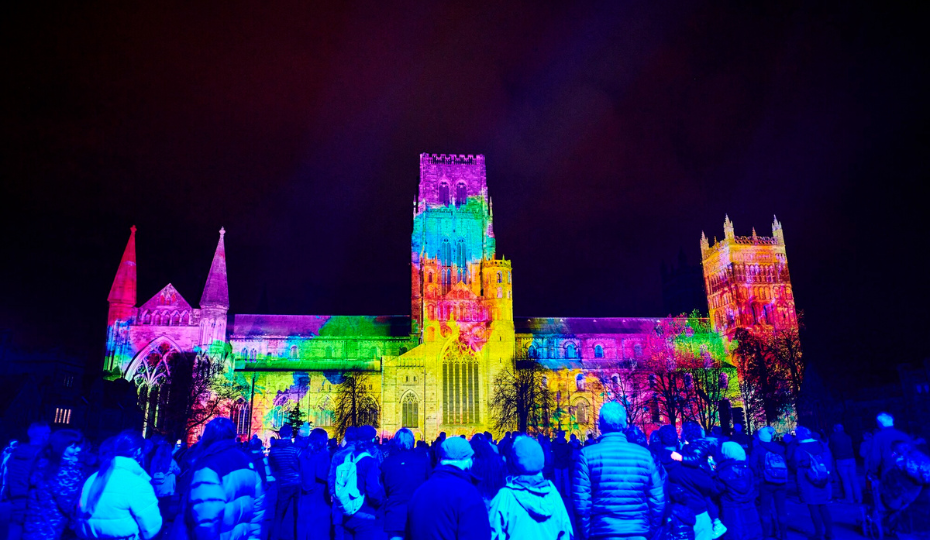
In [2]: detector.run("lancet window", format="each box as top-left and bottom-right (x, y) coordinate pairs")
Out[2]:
(442, 344), (479, 425)
(455, 182), (467, 207)
(402, 393), (419, 428)
(439, 183), (450, 206)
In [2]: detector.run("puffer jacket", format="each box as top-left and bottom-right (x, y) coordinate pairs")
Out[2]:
(714, 460), (762, 540)
(23, 456), (87, 540)
(6, 443), (43, 522)
(571, 432), (665, 539)
(790, 440), (832, 505)
(185, 439), (265, 540)
(489, 473), (572, 540)
(76, 456), (162, 540)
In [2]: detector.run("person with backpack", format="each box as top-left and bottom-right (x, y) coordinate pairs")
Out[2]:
(75, 430), (162, 540)
(181, 417), (265, 540)
(21, 429), (88, 540)
(714, 442), (762, 540)
(789, 426), (834, 540)
(297, 428), (331, 540)
(749, 427), (788, 540)
(381, 428), (430, 540)
(333, 425), (385, 540)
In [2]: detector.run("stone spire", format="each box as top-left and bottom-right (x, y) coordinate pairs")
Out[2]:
(200, 227), (229, 309)
(723, 214), (735, 240)
(107, 226), (137, 307)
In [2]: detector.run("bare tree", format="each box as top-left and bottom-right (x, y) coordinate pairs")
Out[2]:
(489, 360), (553, 435)
(334, 371), (380, 440)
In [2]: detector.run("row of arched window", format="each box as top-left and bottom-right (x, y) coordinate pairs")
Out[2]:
(525, 342), (642, 360)
(240, 345), (390, 360)
(438, 181), (469, 207)
(139, 310), (191, 326)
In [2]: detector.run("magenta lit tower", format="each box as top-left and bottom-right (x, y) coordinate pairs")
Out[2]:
(104, 226), (137, 372)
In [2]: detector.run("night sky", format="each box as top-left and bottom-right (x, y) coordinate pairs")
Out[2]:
(2, 2), (928, 390)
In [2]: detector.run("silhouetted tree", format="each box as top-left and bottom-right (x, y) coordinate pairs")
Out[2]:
(334, 371), (379, 440)
(490, 359), (553, 434)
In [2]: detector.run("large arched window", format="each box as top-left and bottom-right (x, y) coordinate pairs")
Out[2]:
(455, 182), (467, 207)
(573, 398), (590, 425)
(442, 343), (480, 425)
(440, 238), (452, 266)
(315, 397), (334, 427)
(455, 239), (467, 279)
(271, 406), (284, 430)
(439, 183), (451, 206)
(402, 393), (419, 428)
(528, 345), (538, 359)
(594, 344), (605, 358)
(231, 399), (250, 435)
(565, 343), (577, 359)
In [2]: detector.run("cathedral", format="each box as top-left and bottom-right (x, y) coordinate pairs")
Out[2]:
(103, 154), (797, 441)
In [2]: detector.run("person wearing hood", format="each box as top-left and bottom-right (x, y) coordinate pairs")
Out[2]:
(488, 436), (572, 540)
(749, 427), (787, 540)
(182, 417), (265, 540)
(406, 436), (490, 540)
(572, 402), (665, 540)
(789, 426), (833, 540)
(714, 442), (762, 540)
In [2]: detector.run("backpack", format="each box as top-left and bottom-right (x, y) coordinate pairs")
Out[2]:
(804, 448), (830, 488)
(763, 451), (788, 484)
(898, 447), (930, 486)
(333, 452), (371, 516)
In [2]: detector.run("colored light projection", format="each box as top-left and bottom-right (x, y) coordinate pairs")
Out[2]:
(702, 216), (798, 338)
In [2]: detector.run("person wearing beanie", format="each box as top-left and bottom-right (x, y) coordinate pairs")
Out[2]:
(789, 426), (834, 540)
(714, 442), (762, 540)
(488, 436), (572, 540)
(269, 423), (301, 540)
(749, 427), (788, 540)
(572, 402), (665, 540)
(407, 435), (491, 540)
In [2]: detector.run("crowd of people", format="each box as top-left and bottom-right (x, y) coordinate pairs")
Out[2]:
(0, 403), (927, 540)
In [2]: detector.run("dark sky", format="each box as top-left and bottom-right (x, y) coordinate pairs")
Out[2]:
(2, 2), (928, 388)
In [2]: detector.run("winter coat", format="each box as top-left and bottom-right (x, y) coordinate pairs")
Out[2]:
(552, 439), (571, 469)
(667, 504), (697, 540)
(6, 443), (44, 522)
(184, 439), (265, 540)
(867, 426), (911, 476)
(335, 448), (385, 523)
(381, 449), (430, 533)
(665, 457), (718, 515)
(828, 432), (855, 461)
(268, 440), (301, 488)
(488, 473), (573, 540)
(76, 456), (163, 540)
(571, 431), (666, 540)
(23, 456), (87, 540)
(151, 459), (181, 498)
(714, 460), (762, 540)
(789, 440), (832, 505)
(406, 464), (491, 540)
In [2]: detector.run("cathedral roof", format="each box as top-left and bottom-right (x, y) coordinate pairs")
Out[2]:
(140, 284), (192, 311)
(515, 317), (663, 335)
(200, 228), (229, 309)
(232, 315), (411, 338)
(107, 226), (137, 306)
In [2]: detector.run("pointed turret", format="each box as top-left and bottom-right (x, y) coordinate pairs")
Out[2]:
(772, 215), (785, 244)
(108, 226), (137, 308)
(200, 227), (229, 309)
(723, 215), (735, 240)
(700, 231), (709, 253)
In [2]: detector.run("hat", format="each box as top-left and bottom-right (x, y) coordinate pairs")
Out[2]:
(359, 425), (377, 442)
(795, 426), (812, 441)
(511, 436), (545, 474)
(440, 436), (475, 461)
(720, 441), (746, 461)
(298, 422), (311, 438)
(757, 426), (775, 443)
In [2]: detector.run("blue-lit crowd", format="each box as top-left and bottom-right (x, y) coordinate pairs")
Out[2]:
(1, 403), (928, 540)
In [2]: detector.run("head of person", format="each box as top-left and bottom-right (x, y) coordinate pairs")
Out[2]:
(200, 417), (237, 449)
(625, 425), (648, 448)
(598, 401), (628, 434)
(356, 425), (377, 454)
(248, 435), (263, 451)
(570, 434), (578, 442)
(510, 436), (545, 477)
(658, 424), (680, 450)
(439, 436), (474, 470)
(734, 423), (744, 434)
(27, 421), (51, 446)
(681, 421), (705, 444)
(47, 429), (85, 472)
(393, 428), (415, 452)
(149, 440), (177, 475)
(298, 422), (312, 439)
(309, 428), (328, 453)
(711, 426), (723, 438)
(86, 430), (144, 514)
(279, 424), (293, 441)
(720, 441), (746, 462)
(834, 423), (845, 434)
(484, 431), (494, 443)
(757, 426), (776, 443)
(877, 412), (894, 428)
(795, 426), (813, 441)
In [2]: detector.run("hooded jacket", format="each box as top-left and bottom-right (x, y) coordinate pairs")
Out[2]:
(488, 473), (572, 540)
(185, 438), (265, 540)
(23, 455), (87, 540)
(76, 456), (162, 540)
(714, 460), (762, 540)
(572, 432), (665, 540)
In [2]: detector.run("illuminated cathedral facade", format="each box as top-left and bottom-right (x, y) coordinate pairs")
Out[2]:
(104, 154), (796, 441)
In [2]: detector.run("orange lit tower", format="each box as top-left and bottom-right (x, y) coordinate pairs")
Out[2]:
(701, 216), (797, 338)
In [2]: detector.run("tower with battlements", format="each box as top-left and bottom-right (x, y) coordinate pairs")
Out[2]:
(701, 216), (797, 338)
